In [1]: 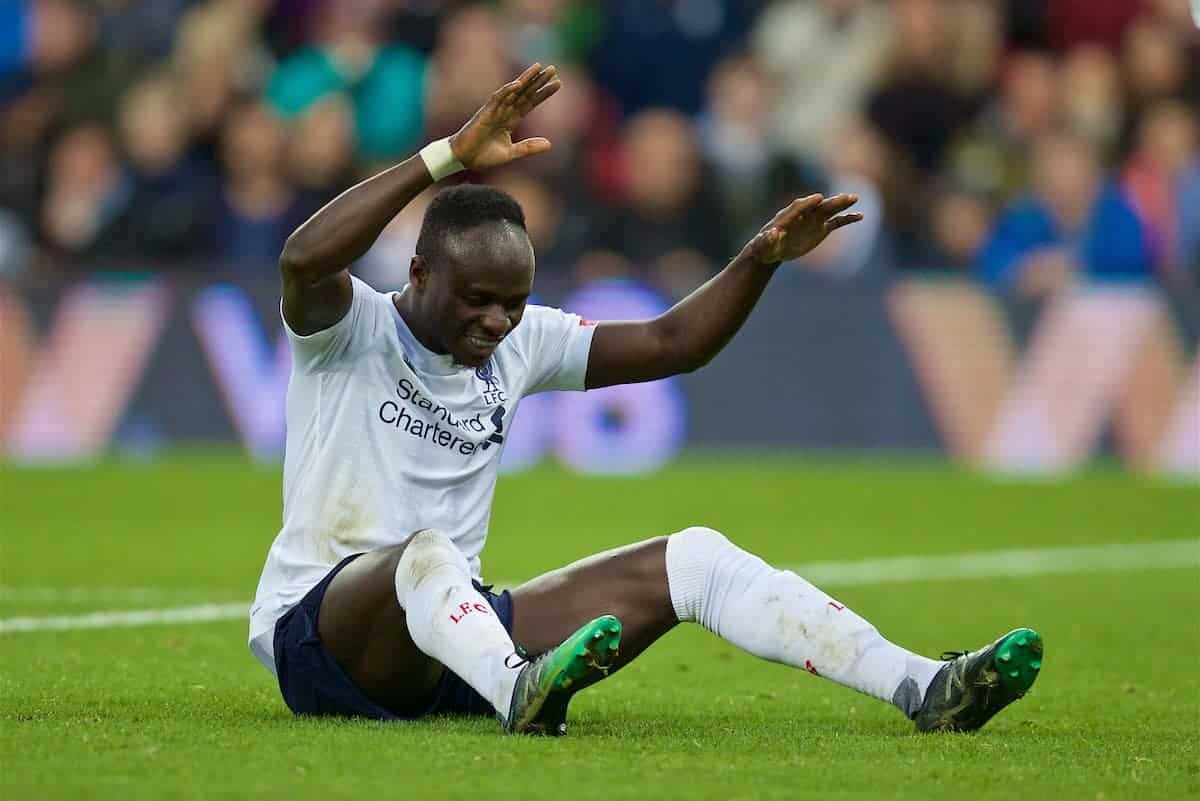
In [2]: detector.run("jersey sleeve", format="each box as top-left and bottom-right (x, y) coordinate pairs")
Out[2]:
(518, 304), (597, 395)
(282, 275), (389, 372)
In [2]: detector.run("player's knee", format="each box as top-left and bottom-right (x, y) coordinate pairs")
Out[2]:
(667, 526), (733, 572)
(664, 527), (734, 625)
(394, 528), (468, 598)
(673, 526), (731, 553)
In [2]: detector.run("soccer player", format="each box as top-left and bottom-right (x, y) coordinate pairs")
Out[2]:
(249, 64), (1043, 734)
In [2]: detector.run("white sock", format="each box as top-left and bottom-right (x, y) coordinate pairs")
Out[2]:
(394, 529), (522, 717)
(665, 527), (943, 717)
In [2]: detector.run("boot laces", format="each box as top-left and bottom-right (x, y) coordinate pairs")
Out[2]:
(504, 645), (531, 670)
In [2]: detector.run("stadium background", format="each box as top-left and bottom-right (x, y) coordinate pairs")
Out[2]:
(2, 4), (1199, 800)
(1, 0), (1197, 478)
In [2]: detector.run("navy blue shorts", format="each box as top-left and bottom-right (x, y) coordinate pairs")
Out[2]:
(272, 553), (515, 720)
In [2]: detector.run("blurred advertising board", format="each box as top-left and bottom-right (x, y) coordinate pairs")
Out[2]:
(1, 272), (1195, 479)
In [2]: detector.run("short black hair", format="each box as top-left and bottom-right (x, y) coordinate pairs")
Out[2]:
(415, 184), (527, 264)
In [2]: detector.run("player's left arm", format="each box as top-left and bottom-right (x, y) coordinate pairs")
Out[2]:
(584, 193), (862, 389)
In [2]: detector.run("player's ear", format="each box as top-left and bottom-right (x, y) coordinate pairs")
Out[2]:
(410, 255), (430, 290)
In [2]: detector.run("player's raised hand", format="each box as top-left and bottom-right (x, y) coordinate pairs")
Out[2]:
(741, 194), (864, 266)
(448, 64), (561, 171)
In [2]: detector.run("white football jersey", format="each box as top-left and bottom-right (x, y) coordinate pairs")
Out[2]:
(248, 275), (595, 673)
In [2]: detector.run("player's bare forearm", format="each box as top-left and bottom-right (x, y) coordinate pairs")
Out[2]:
(278, 158), (433, 335)
(279, 63), (562, 335)
(585, 255), (777, 387)
(281, 62), (561, 279)
(281, 159), (432, 281)
(585, 194), (862, 389)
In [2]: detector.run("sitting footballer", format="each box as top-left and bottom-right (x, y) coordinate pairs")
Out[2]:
(249, 64), (1043, 734)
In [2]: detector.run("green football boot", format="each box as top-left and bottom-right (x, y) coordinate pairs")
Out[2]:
(501, 615), (622, 736)
(914, 627), (1043, 733)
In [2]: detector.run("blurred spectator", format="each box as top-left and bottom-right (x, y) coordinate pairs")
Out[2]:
(22, 0), (94, 76)
(23, 0), (141, 128)
(505, 0), (570, 63)
(519, 64), (614, 204)
(926, 185), (992, 271)
(117, 73), (218, 261)
(0, 84), (54, 226)
(589, 1), (752, 117)
(503, 0), (605, 65)
(1145, 0), (1200, 31)
(751, 0), (891, 163)
(172, 0), (274, 163)
(866, 0), (980, 174)
(490, 167), (589, 278)
(286, 93), (358, 207)
(267, 0), (426, 161)
(1059, 46), (1124, 152)
(423, 4), (512, 140)
(589, 109), (726, 297)
(212, 101), (308, 271)
(95, 0), (190, 62)
(40, 122), (132, 260)
(697, 54), (821, 254)
(975, 131), (1153, 296)
(946, 51), (1059, 206)
(0, 0), (1195, 292)
(803, 119), (891, 277)
(1122, 15), (1195, 111)
(1122, 101), (1200, 279)
(946, 0), (1005, 97)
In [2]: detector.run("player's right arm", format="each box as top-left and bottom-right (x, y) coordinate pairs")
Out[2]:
(279, 159), (433, 335)
(279, 64), (562, 335)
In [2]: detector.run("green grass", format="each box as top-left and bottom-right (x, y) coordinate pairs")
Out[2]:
(1, 454), (1197, 800)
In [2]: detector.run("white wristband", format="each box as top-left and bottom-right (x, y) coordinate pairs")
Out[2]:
(419, 137), (465, 182)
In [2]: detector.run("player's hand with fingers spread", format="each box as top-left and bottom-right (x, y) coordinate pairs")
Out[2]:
(448, 63), (561, 172)
(742, 194), (864, 267)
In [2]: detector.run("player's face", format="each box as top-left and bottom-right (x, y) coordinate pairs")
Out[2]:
(420, 224), (535, 367)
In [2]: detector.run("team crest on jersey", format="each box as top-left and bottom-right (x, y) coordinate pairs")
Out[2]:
(475, 360), (507, 406)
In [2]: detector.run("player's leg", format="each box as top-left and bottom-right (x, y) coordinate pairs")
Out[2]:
(511, 526), (1041, 731)
(316, 528), (620, 730)
(505, 537), (675, 733)
(660, 526), (947, 715)
(664, 527), (1042, 731)
(320, 528), (540, 720)
(509, 537), (677, 671)
(313, 539), (442, 715)
(511, 531), (939, 708)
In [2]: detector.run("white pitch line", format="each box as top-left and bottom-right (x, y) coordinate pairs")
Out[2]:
(791, 539), (1199, 587)
(0, 602), (249, 633)
(0, 539), (1195, 635)
(0, 586), (230, 604)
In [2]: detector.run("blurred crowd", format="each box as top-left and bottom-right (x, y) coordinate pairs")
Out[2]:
(1, 0), (1198, 298)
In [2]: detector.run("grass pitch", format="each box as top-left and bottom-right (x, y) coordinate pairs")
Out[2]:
(1, 454), (1197, 801)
